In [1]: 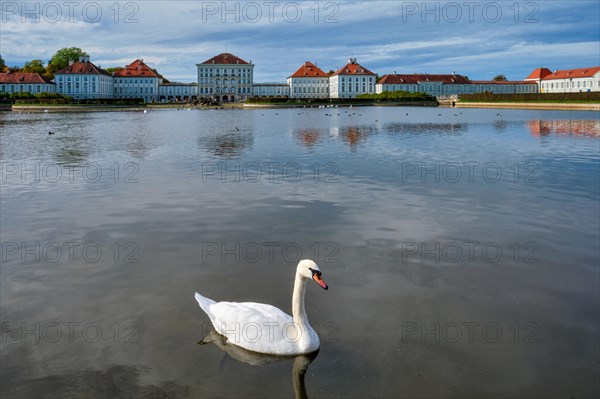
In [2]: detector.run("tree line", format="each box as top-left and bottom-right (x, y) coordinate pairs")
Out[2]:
(0, 48), (166, 81)
(1, 47), (89, 80)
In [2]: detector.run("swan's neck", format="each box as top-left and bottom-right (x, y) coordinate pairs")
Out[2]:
(292, 272), (310, 332)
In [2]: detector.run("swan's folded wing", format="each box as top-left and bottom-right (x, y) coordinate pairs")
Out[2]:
(210, 301), (293, 329)
(209, 301), (298, 354)
(195, 292), (216, 318)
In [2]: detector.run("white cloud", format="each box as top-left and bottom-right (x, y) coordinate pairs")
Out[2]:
(440, 41), (599, 63)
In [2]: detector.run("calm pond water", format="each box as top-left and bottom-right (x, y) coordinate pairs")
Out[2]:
(1, 106), (599, 398)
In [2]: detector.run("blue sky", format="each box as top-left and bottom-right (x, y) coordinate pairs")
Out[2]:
(1, 0), (599, 82)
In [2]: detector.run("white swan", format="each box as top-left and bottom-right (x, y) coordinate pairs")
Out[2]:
(195, 259), (328, 355)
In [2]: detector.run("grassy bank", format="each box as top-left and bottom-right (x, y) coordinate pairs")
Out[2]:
(455, 102), (600, 111)
(245, 91), (438, 107)
(357, 90), (437, 102)
(246, 97), (375, 106)
(243, 101), (438, 108)
(244, 102), (373, 108)
(460, 92), (600, 103)
(11, 105), (147, 112)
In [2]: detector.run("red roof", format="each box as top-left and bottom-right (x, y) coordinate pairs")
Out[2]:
(378, 74), (471, 85)
(471, 80), (537, 85)
(525, 68), (552, 80)
(541, 66), (600, 80)
(55, 60), (110, 76)
(201, 53), (250, 65)
(289, 61), (327, 78)
(0, 72), (54, 84)
(332, 61), (375, 76)
(114, 59), (158, 77)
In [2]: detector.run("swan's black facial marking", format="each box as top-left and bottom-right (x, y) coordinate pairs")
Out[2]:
(310, 267), (328, 290)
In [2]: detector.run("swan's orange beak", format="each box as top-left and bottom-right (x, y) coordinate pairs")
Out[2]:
(312, 274), (328, 290)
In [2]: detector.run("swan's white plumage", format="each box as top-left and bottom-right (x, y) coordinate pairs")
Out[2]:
(194, 260), (327, 355)
(194, 293), (216, 318)
(196, 295), (317, 355)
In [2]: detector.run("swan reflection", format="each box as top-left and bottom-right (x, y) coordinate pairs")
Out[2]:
(199, 329), (319, 399)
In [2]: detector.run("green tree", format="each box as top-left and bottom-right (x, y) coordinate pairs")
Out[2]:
(46, 47), (89, 79)
(493, 74), (508, 81)
(0, 54), (6, 72)
(105, 67), (124, 75)
(22, 59), (46, 74)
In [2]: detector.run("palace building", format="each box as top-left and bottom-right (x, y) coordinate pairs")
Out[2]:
(329, 58), (376, 99)
(252, 83), (289, 97)
(469, 80), (538, 94)
(196, 53), (254, 102)
(376, 73), (537, 96)
(526, 66), (600, 93)
(113, 59), (160, 102)
(54, 56), (113, 99)
(6, 50), (598, 102)
(159, 83), (198, 102)
(376, 73), (472, 95)
(0, 72), (56, 95)
(288, 61), (330, 99)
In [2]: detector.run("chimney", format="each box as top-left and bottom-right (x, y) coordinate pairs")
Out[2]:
(393, 70), (396, 74)
(69, 60), (74, 66)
